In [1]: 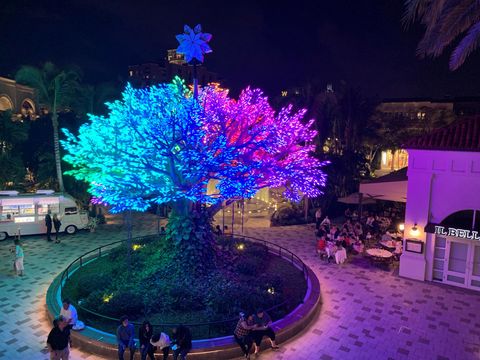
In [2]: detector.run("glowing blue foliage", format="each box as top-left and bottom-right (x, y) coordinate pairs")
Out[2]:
(61, 77), (328, 212)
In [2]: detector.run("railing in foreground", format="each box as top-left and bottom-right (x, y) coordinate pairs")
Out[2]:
(59, 233), (310, 338)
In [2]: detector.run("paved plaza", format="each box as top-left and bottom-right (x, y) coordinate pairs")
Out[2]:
(0, 213), (479, 359)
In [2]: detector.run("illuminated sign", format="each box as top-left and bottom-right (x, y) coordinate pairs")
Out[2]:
(434, 225), (480, 240)
(14, 216), (35, 223)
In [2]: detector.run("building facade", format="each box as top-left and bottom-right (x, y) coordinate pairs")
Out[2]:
(374, 99), (456, 175)
(0, 76), (37, 119)
(128, 49), (219, 88)
(399, 117), (480, 291)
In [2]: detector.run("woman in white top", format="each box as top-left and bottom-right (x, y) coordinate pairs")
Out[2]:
(150, 332), (171, 360)
(60, 299), (78, 328)
(14, 239), (24, 276)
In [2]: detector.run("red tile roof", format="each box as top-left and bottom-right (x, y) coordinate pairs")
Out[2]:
(405, 116), (480, 152)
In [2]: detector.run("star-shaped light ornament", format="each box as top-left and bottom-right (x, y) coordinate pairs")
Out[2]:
(176, 24), (212, 64)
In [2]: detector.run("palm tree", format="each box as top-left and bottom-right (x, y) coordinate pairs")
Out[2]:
(404, 0), (480, 70)
(16, 62), (82, 192)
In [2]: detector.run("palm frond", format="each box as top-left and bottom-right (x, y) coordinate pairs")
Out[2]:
(15, 65), (50, 104)
(409, 0), (480, 64)
(450, 19), (480, 69)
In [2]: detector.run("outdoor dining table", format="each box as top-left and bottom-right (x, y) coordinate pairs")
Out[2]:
(366, 248), (394, 267)
(366, 248), (393, 258)
(379, 240), (398, 250)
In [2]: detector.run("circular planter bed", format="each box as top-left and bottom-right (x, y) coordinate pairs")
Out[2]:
(46, 234), (321, 359)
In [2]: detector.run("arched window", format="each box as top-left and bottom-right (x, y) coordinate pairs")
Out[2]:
(21, 98), (36, 118)
(0, 95), (13, 111)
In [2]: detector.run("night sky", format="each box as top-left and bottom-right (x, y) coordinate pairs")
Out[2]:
(2, 0), (480, 99)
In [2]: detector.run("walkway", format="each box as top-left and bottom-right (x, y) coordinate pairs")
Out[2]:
(0, 212), (160, 360)
(0, 214), (479, 359)
(244, 225), (480, 360)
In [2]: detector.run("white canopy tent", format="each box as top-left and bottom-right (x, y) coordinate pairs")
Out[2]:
(359, 167), (408, 203)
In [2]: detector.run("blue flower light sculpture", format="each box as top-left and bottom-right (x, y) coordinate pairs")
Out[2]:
(176, 24), (212, 64)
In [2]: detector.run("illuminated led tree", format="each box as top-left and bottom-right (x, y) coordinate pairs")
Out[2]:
(62, 78), (327, 269)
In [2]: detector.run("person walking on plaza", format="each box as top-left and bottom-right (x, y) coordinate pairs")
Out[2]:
(47, 316), (71, 360)
(251, 308), (279, 354)
(53, 213), (62, 243)
(139, 321), (154, 360)
(117, 315), (136, 360)
(171, 325), (192, 360)
(45, 210), (53, 241)
(13, 239), (24, 276)
(150, 332), (171, 360)
(315, 208), (322, 229)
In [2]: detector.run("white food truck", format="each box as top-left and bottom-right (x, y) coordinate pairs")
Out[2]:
(0, 190), (89, 241)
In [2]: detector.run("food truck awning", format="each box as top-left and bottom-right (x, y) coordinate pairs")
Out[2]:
(0, 198), (34, 205)
(36, 197), (59, 204)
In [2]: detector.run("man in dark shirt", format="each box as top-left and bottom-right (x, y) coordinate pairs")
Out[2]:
(47, 316), (71, 360)
(251, 308), (279, 353)
(117, 315), (136, 360)
(171, 325), (192, 360)
(45, 210), (53, 241)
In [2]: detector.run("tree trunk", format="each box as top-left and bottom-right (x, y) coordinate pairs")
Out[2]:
(52, 85), (64, 192)
(125, 210), (132, 268)
(167, 199), (216, 274)
(193, 63), (198, 99)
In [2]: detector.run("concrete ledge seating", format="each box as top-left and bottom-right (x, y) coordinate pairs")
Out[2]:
(46, 263), (321, 359)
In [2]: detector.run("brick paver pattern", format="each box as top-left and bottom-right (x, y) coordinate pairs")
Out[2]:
(0, 212), (479, 360)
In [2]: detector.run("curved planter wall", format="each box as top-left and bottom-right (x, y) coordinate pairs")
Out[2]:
(46, 247), (321, 359)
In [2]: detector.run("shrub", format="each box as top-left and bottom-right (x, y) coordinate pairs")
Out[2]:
(236, 256), (265, 276)
(75, 274), (111, 300)
(99, 291), (145, 318)
(243, 243), (268, 260)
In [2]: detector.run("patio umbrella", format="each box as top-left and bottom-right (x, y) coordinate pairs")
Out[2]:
(337, 193), (377, 205)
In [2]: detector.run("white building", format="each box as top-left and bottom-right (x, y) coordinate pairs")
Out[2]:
(399, 117), (480, 291)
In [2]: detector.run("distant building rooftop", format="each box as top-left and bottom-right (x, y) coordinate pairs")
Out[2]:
(405, 116), (480, 152)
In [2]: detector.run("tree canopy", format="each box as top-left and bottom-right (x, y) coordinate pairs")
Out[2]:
(61, 78), (327, 213)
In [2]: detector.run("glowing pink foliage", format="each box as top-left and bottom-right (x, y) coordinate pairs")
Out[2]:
(200, 85), (328, 201)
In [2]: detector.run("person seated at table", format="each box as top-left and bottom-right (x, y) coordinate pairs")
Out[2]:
(366, 214), (375, 227)
(344, 208), (352, 220)
(381, 232), (392, 242)
(320, 216), (331, 229)
(329, 226), (340, 241)
(316, 236), (327, 259)
(335, 241), (347, 264)
(354, 222), (363, 237)
(353, 238), (365, 254)
(325, 241), (338, 263)
(316, 225), (327, 238)
(344, 233), (354, 252)
(393, 241), (403, 260)
(343, 218), (352, 231)
(352, 210), (359, 221)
